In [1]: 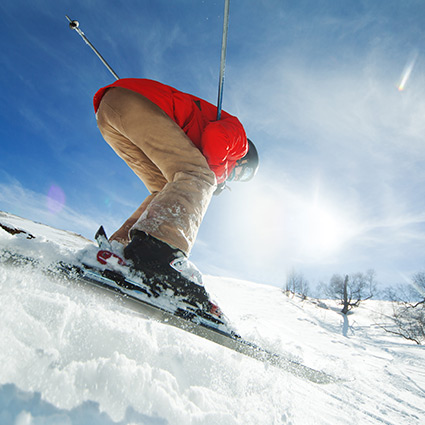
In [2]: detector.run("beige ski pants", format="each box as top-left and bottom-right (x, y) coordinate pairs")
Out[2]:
(96, 87), (217, 255)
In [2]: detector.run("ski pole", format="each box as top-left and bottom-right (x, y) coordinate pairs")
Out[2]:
(65, 15), (119, 80)
(216, 0), (230, 120)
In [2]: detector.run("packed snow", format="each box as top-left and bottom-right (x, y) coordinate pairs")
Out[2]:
(0, 212), (424, 425)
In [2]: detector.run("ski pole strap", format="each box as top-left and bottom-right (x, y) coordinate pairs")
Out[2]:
(65, 16), (119, 80)
(216, 0), (230, 121)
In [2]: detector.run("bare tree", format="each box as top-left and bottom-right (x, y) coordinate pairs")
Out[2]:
(284, 270), (310, 299)
(324, 269), (377, 314)
(382, 272), (425, 344)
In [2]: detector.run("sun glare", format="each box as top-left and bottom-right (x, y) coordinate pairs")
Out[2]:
(235, 182), (356, 265)
(300, 200), (351, 258)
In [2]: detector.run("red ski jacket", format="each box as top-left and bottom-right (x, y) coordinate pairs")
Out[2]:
(94, 78), (248, 184)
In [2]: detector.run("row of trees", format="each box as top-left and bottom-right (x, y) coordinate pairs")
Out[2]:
(284, 269), (425, 344)
(285, 269), (376, 313)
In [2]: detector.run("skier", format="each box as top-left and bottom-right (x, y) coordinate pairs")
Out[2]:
(93, 78), (258, 276)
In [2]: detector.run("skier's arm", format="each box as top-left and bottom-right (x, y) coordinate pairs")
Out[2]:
(201, 117), (248, 184)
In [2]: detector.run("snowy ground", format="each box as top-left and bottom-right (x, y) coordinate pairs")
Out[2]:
(0, 212), (424, 425)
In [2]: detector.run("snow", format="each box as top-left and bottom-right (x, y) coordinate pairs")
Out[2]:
(0, 212), (425, 424)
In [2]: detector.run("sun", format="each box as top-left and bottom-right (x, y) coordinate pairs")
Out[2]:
(227, 180), (357, 266)
(299, 200), (351, 258)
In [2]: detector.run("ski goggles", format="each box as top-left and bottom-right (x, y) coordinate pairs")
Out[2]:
(227, 159), (255, 182)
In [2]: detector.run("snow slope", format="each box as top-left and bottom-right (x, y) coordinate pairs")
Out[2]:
(0, 212), (424, 425)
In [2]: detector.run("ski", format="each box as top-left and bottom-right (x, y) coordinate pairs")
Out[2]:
(0, 213), (338, 384)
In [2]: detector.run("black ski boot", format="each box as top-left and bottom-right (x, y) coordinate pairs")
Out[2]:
(124, 230), (211, 309)
(123, 230), (184, 277)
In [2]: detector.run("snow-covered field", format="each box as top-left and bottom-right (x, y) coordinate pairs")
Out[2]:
(0, 212), (424, 425)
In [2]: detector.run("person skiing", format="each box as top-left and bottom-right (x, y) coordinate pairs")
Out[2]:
(94, 78), (258, 277)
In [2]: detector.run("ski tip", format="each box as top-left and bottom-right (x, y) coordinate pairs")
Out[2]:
(94, 225), (107, 240)
(94, 225), (112, 249)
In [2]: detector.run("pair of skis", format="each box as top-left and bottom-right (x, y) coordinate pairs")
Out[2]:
(0, 216), (337, 384)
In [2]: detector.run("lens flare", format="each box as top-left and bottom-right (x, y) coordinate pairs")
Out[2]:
(398, 52), (418, 92)
(47, 184), (66, 214)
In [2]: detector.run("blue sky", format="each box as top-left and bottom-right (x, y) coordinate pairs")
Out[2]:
(1, 0), (425, 291)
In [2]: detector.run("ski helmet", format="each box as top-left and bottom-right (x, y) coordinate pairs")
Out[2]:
(228, 139), (259, 182)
